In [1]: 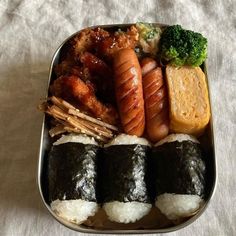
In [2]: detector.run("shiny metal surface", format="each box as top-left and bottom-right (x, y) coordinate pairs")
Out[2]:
(37, 23), (217, 234)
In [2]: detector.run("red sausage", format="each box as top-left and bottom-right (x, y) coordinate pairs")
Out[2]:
(113, 49), (145, 136)
(141, 58), (169, 142)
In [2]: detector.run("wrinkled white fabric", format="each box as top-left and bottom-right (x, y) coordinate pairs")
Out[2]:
(0, 0), (235, 235)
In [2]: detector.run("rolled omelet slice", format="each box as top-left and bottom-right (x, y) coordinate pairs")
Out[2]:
(166, 65), (210, 136)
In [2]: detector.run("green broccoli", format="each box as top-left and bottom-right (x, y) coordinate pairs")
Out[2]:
(136, 22), (162, 55)
(160, 25), (207, 66)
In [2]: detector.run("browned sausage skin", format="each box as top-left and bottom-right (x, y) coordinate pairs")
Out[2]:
(141, 58), (169, 142)
(113, 49), (145, 136)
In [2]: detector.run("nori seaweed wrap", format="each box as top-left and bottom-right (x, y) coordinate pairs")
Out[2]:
(48, 134), (99, 224)
(152, 134), (206, 220)
(100, 134), (152, 223)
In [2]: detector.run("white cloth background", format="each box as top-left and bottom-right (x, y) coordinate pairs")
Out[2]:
(0, 0), (235, 235)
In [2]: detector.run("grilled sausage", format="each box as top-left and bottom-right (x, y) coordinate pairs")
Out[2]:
(113, 49), (145, 136)
(141, 58), (169, 142)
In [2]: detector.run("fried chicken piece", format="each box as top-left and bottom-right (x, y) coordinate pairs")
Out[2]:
(72, 27), (110, 57)
(79, 52), (115, 103)
(80, 52), (112, 78)
(54, 59), (94, 84)
(50, 75), (118, 125)
(55, 52), (114, 100)
(54, 60), (81, 77)
(71, 26), (139, 60)
(96, 26), (139, 59)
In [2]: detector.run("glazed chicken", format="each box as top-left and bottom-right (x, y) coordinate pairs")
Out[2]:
(71, 26), (139, 60)
(95, 26), (139, 60)
(50, 75), (118, 125)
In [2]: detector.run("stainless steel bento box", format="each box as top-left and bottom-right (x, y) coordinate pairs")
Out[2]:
(37, 23), (217, 234)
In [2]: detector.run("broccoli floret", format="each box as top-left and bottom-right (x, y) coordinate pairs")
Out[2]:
(160, 25), (207, 66)
(136, 22), (162, 55)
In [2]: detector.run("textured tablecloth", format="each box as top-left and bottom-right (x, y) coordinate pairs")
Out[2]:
(0, 0), (235, 235)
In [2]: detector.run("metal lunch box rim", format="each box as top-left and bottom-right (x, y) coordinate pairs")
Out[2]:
(37, 23), (217, 234)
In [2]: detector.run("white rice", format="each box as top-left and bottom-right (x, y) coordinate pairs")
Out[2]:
(103, 201), (151, 223)
(104, 134), (151, 148)
(155, 133), (199, 147)
(155, 193), (203, 220)
(51, 199), (98, 224)
(53, 134), (98, 146)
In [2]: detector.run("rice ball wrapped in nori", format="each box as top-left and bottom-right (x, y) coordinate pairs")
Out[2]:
(100, 134), (152, 223)
(152, 134), (206, 220)
(48, 134), (100, 224)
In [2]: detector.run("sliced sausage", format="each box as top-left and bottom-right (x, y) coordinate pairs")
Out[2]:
(113, 49), (145, 136)
(141, 58), (169, 142)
